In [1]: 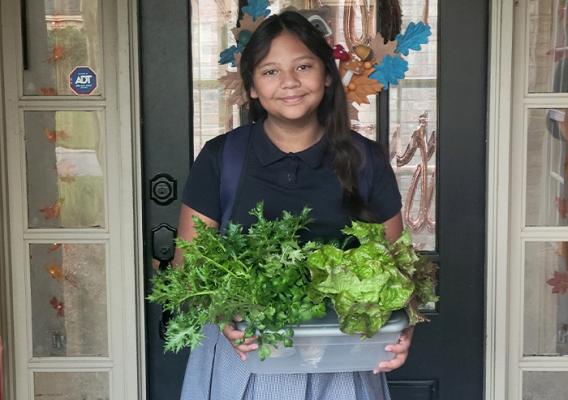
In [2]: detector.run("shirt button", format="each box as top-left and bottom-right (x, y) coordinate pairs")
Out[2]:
(287, 173), (294, 182)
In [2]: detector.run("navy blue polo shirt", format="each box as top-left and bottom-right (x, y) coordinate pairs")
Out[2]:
(182, 123), (401, 243)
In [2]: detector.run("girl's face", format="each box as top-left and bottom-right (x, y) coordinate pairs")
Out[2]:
(250, 32), (331, 126)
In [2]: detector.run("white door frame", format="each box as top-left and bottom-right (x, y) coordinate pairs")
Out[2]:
(486, 0), (515, 399)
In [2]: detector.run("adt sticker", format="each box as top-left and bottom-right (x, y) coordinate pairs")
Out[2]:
(69, 66), (97, 95)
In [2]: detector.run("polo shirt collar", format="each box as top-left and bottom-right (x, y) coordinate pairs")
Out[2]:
(251, 121), (328, 168)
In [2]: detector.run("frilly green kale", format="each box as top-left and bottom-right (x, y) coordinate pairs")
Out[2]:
(147, 203), (325, 356)
(307, 221), (438, 337)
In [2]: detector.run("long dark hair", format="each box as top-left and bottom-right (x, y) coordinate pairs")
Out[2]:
(240, 11), (371, 220)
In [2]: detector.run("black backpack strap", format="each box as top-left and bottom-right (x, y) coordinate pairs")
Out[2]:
(219, 124), (252, 232)
(353, 132), (375, 202)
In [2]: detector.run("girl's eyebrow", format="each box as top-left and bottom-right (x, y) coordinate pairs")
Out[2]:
(257, 55), (317, 69)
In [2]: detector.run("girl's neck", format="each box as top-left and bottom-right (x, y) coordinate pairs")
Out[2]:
(263, 116), (324, 153)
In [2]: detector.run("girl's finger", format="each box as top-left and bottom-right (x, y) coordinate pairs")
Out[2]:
(236, 342), (258, 354)
(374, 355), (407, 373)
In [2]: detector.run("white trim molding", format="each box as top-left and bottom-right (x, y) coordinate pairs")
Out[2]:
(486, 0), (515, 399)
(0, 4), (16, 397)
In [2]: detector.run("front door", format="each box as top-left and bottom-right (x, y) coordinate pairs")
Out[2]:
(140, 1), (488, 399)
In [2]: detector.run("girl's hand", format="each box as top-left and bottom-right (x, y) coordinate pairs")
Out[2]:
(373, 326), (414, 374)
(222, 318), (258, 361)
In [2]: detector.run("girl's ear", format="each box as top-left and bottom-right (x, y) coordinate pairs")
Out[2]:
(325, 74), (332, 87)
(250, 86), (259, 99)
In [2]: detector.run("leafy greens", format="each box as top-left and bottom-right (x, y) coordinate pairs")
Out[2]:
(147, 203), (325, 357)
(148, 205), (438, 357)
(307, 221), (438, 337)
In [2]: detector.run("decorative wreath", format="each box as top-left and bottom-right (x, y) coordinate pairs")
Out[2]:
(218, 0), (431, 122)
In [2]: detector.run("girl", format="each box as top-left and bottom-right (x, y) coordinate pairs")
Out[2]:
(178, 11), (413, 400)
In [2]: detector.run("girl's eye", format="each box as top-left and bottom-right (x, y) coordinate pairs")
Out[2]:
(297, 64), (312, 71)
(262, 69), (278, 76)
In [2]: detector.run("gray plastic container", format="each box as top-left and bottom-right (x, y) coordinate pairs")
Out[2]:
(238, 310), (409, 374)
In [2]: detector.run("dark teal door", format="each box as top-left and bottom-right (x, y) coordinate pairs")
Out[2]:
(140, 1), (488, 399)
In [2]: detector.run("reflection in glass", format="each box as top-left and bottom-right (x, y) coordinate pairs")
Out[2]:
(34, 371), (109, 399)
(30, 243), (108, 357)
(524, 242), (568, 356)
(523, 371), (568, 399)
(25, 111), (105, 229)
(526, 109), (568, 226)
(23, 0), (103, 96)
(528, 0), (568, 93)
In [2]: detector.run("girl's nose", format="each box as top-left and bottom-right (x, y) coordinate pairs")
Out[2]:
(280, 70), (300, 88)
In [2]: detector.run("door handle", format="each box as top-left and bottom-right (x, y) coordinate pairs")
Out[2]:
(151, 223), (177, 340)
(151, 223), (177, 267)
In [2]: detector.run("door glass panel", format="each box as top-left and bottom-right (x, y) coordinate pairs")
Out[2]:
(191, 0), (241, 157)
(191, 0), (380, 157)
(528, 0), (568, 93)
(24, 111), (105, 229)
(524, 242), (568, 356)
(192, 0), (437, 250)
(34, 371), (109, 399)
(390, 0), (438, 250)
(523, 371), (568, 399)
(526, 108), (568, 226)
(23, 0), (103, 96)
(30, 243), (108, 357)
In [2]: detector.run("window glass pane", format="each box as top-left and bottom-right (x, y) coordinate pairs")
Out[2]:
(25, 111), (105, 229)
(34, 371), (109, 399)
(524, 242), (568, 356)
(23, 0), (103, 96)
(390, 0), (437, 250)
(30, 243), (108, 357)
(526, 109), (568, 227)
(523, 371), (568, 399)
(528, 0), (568, 93)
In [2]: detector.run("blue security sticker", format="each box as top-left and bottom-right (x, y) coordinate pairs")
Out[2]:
(69, 66), (97, 95)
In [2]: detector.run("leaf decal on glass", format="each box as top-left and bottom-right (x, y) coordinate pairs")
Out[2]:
(48, 243), (62, 253)
(546, 271), (568, 294)
(43, 128), (70, 143)
(47, 45), (66, 64)
(39, 199), (63, 220)
(395, 21), (432, 56)
(39, 87), (57, 96)
(49, 296), (65, 317)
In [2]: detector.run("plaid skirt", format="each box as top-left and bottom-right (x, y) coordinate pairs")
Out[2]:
(179, 324), (391, 400)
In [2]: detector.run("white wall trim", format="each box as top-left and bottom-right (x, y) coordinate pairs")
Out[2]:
(486, 0), (515, 399)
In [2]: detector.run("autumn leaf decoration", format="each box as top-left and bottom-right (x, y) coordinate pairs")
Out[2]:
(49, 296), (65, 317)
(547, 270), (568, 295)
(218, 2), (431, 121)
(219, 54), (247, 106)
(218, 0), (270, 107)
